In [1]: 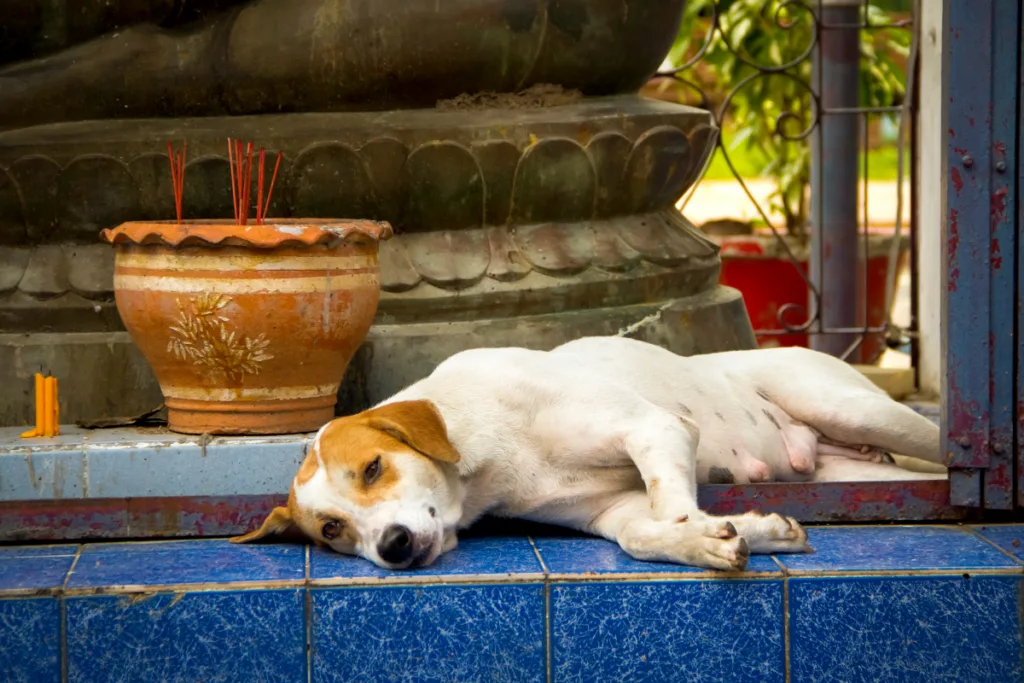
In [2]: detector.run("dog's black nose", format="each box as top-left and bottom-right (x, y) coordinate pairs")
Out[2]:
(377, 525), (414, 565)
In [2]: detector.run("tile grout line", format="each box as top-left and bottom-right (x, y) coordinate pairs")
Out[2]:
(528, 537), (552, 683)
(305, 545), (312, 683)
(769, 555), (790, 574)
(60, 544), (83, 683)
(962, 527), (1024, 567)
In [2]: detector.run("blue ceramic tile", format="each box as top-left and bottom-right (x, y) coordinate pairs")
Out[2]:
(0, 544), (77, 559)
(790, 576), (1023, 683)
(0, 447), (87, 500)
(68, 539), (303, 588)
(0, 555), (75, 592)
(552, 579), (784, 683)
(776, 525), (1018, 572)
(973, 525), (1024, 563)
(0, 597), (61, 683)
(310, 535), (544, 581)
(67, 589), (305, 683)
(534, 536), (781, 574)
(312, 583), (545, 682)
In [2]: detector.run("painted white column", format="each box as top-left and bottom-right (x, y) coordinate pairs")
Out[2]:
(915, 0), (943, 399)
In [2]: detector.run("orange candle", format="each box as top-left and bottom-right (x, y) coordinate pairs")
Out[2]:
(34, 373), (44, 434)
(43, 376), (55, 437)
(53, 377), (60, 436)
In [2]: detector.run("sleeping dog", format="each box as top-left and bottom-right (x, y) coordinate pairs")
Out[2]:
(233, 336), (943, 571)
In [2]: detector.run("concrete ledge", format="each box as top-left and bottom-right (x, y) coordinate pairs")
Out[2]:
(0, 427), (307, 502)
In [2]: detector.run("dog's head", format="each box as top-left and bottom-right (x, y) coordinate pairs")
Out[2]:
(231, 400), (461, 569)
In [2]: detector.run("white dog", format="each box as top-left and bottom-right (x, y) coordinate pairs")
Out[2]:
(234, 336), (943, 572)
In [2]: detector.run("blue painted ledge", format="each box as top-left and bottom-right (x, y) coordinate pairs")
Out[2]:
(2, 524), (1023, 683)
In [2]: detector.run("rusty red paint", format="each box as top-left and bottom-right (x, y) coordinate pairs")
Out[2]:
(991, 188), (1008, 223)
(993, 141), (1006, 156)
(0, 483), (968, 542)
(949, 128), (956, 138)
(0, 495), (288, 542)
(947, 208), (960, 291)
(953, 146), (968, 155)
(969, 117), (975, 126)
(946, 369), (984, 460)
(991, 239), (1003, 269)
(951, 167), (964, 194)
(700, 480), (965, 522)
(989, 189), (1007, 269)
(986, 459), (1011, 489)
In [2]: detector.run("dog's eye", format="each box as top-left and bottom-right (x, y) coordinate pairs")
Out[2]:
(364, 455), (382, 485)
(322, 520), (341, 540)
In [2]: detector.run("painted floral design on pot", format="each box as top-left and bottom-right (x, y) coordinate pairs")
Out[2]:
(101, 219), (393, 435)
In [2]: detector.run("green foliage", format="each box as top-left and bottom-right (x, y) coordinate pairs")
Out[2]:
(667, 0), (910, 236)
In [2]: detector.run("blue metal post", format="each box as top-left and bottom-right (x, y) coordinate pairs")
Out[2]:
(941, 0), (996, 507)
(810, 0), (861, 358)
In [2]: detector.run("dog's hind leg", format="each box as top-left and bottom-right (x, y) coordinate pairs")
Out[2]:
(742, 349), (941, 463)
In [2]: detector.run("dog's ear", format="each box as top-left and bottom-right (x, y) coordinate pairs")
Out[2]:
(230, 506), (298, 543)
(363, 400), (461, 464)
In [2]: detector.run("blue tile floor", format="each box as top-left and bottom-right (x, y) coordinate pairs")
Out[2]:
(2, 524), (1023, 683)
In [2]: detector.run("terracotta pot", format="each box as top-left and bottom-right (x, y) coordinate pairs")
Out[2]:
(712, 231), (910, 364)
(100, 219), (393, 435)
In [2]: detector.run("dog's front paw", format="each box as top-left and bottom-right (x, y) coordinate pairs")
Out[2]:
(696, 520), (750, 571)
(738, 513), (811, 554)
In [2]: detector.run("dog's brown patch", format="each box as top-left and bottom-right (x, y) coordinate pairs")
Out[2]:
(307, 400), (461, 507)
(295, 451), (319, 486)
(235, 400), (460, 544)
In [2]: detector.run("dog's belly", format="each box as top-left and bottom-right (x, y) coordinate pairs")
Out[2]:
(552, 337), (819, 484)
(486, 465), (645, 525)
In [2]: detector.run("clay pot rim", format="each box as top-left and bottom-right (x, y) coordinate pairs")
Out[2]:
(100, 219), (393, 249)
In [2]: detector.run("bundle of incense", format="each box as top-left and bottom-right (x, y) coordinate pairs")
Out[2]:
(167, 141), (187, 223)
(20, 373), (59, 438)
(227, 138), (283, 225)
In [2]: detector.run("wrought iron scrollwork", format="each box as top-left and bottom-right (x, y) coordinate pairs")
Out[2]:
(656, 0), (916, 363)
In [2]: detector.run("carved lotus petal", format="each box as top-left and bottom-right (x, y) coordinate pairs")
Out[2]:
(404, 142), (483, 233)
(511, 138), (596, 224)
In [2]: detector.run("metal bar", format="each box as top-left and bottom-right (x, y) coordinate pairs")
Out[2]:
(701, 480), (968, 523)
(1017, 0), (1024, 509)
(810, 0), (861, 357)
(0, 480), (970, 542)
(941, 0), (994, 486)
(982, 0), (1019, 510)
(823, 106), (906, 115)
(0, 495), (289, 542)
(909, 0), (921, 387)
